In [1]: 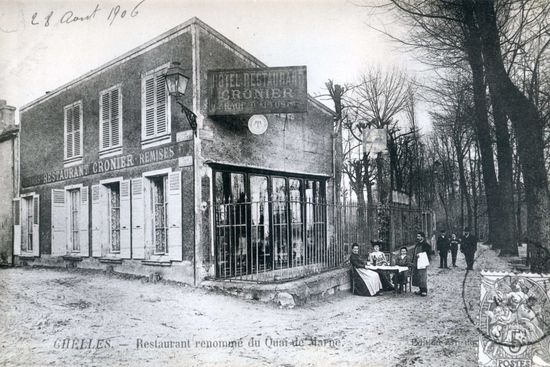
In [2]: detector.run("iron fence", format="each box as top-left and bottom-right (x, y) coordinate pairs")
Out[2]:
(212, 200), (433, 283)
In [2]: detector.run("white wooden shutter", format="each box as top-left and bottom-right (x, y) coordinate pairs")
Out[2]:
(32, 195), (40, 257)
(65, 107), (73, 159)
(100, 92), (111, 149)
(51, 189), (67, 256)
(131, 178), (145, 259)
(144, 76), (155, 138)
(74, 103), (82, 157)
(13, 198), (20, 256)
(167, 171), (182, 261)
(111, 88), (121, 146)
(155, 74), (167, 135)
(79, 186), (89, 257)
(91, 185), (102, 257)
(119, 180), (131, 259)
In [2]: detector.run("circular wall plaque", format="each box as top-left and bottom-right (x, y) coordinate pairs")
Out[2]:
(248, 114), (268, 135)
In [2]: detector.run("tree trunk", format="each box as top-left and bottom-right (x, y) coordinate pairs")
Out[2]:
(462, 4), (502, 247)
(456, 144), (473, 230)
(376, 153), (387, 203)
(489, 90), (517, 255)
(474, 0), (550, 269)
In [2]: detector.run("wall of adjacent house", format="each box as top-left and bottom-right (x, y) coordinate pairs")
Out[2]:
(0, 131), (17, 265)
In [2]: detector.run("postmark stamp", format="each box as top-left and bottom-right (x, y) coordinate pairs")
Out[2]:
(478, 271), (550, 366)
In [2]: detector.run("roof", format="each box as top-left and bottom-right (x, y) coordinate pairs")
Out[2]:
(20, 17), (334, 117)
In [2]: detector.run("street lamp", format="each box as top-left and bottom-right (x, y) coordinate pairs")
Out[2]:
(164, 62), (197, 134)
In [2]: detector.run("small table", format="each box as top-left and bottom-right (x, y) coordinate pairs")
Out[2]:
(366, 265), (409, 273)
(366, 265), (410, 292)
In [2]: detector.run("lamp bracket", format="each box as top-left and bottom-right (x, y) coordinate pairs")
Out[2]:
(176, 100), (197, 135)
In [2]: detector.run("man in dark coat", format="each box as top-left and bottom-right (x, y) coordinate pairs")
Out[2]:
(461, 227), (477, 270)
(412, 231), (432, 297)
(437, 229), (451, 269)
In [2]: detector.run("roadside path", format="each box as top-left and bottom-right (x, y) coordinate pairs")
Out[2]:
(0, 244), (510, 366)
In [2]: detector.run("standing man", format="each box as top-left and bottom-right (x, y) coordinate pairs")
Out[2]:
(437, 229), (450, 269)
(449, 233), (460, 267)
(412, 231), (432, 297)
(461, 227), (477, 270)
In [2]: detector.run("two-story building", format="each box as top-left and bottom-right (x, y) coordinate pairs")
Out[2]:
(16, 17), (338, 286)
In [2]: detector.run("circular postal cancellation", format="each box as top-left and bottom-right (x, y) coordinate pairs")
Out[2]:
(464, 270), (550, 367)
(248, 114), (268, 135)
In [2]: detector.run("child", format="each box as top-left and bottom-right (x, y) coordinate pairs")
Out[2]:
(393, 246), (411, 293)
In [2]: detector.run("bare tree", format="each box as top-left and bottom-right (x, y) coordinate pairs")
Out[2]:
(344, 66), (413, 203)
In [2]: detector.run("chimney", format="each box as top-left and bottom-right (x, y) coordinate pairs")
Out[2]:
(0, 99), (16, 129)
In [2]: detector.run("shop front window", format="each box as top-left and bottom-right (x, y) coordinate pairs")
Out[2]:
(213, 167), (326, 279)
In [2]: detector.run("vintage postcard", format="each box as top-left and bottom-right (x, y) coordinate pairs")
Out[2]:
(1, 0), (549, 366)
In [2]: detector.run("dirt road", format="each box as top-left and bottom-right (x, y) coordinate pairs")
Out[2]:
(0, 245), (510, 367)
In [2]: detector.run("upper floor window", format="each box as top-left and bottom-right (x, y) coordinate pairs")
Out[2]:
(99, 85), (122, 156)
(141, 65), (171, 148)
(64, 101), (83, 163)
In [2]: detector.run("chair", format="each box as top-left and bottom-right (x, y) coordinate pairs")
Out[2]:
(405, 266), (413, 292)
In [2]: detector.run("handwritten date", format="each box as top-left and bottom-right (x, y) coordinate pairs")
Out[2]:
(31, 0), (145, 27)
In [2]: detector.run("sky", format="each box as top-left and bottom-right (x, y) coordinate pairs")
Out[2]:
(0, 0), (431, 129)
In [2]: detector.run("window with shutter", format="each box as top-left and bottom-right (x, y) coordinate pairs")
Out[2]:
(99, 85), (122, 156)
(141, 65), (171, 147)
(64, 101), (83, 163)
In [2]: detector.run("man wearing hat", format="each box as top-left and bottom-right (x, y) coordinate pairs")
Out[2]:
(436, 229), (450, 269)
(461, 227), (477, 270)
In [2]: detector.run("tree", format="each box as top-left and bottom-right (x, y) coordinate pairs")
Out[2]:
(344, 67), (413, 203)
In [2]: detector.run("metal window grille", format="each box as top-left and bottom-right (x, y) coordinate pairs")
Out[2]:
(213, 200), (433, 283)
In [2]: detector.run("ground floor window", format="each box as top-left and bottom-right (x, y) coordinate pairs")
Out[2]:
(150, 175), (168, 254)
(107, 183), (121, 253)
(213, 167), (326, 279)
(68, 189), (80, 252)
(14, 194), (40, 257)
(22, 197), (34, 252)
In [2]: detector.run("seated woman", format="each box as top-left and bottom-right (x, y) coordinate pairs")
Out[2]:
(392, 246), (411, 293)
(368, 241), (388, 265)
(368, 240), (394, 291)
(349, 243), (383, 296)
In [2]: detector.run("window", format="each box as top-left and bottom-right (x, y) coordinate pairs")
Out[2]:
(14, 195), (40, 257)
(107, 183), (121, 253)
(213, 168), (327, 278)
(141, 66), (170, 147)
(151, 175), (168, 254)
(68, 189), (81, 252)
(21, 197), (34, 252)
(99, 86), (122, 155)
(64, 101), (83, 163)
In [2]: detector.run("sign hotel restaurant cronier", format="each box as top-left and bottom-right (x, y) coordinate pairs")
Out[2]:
(207, 66), (308, 115)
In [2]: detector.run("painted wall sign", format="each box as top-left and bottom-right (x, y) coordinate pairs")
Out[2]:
(207, 66), (308, 115)
(21, 142), (186, 187)
(248, 114), (268, 135)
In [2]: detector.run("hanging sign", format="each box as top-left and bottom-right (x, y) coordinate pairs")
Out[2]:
(363, 128), (387, 155)
(207, 66), (308, 115)
(248, 115), (268, 135)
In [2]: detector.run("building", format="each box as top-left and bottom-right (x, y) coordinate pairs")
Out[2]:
(0, 100), (18, 265)
(16, 18), (339, 285)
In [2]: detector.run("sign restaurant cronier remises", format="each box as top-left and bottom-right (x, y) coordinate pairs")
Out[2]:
(207, 66), (308, 115)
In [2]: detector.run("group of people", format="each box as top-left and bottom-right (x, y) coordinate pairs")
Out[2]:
(350, 228), (478, 298)
(436, 227), (477, 271)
